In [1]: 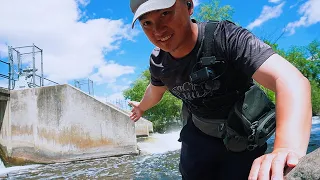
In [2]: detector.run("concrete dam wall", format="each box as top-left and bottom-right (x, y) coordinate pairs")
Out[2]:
(0, 84), (145, 165)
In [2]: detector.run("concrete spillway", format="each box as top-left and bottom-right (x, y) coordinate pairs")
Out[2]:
(0, 84), (148, 165)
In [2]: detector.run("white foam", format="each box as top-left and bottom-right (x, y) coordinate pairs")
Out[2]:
(137, 131), (181, 154)
(0, 165), (41, 176)
(311, 127), (320, 133)
(0, 160), (4, 169)
(312, 116), (320, 125)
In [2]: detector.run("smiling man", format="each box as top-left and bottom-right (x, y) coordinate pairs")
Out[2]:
(128, 0), (312, 179)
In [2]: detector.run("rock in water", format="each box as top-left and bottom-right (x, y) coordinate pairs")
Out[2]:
(285, 147), (320, 180)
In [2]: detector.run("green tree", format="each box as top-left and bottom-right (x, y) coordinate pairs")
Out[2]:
(307, 40), (320, 61)
(264, 40), (286, 57)
(285, 42), (320, 85)
(306, 40), (320, 115)
(123, 70), (182, 133)
(194, 0), (234, 22)
(311, 80), (320, 115)
(306, 40), (320, 85)
(265, 40), (320, 114)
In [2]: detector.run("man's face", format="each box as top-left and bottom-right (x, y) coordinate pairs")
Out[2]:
(138, 0), (193, 54)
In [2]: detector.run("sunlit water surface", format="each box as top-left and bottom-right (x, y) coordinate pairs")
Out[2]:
(0, 117), (319, 180)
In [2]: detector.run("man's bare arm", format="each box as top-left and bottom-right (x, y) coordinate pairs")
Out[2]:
(139, 83), (167, 111)
(129, 83), (167, 121)
(253, 54), (312, 155)
(249, 53), (312, 180)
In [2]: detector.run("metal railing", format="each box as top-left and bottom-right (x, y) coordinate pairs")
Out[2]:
(5, 44), (60, 89)
(0, 59), (12, 90)
(35, 74), (59, 86)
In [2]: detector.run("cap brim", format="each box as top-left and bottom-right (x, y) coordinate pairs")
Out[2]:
(131, 0), (176, 28)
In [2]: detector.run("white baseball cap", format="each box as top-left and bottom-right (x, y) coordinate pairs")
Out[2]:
(130, 0), (176, 28)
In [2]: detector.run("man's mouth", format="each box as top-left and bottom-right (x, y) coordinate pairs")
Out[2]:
(160, 34), (172, 42)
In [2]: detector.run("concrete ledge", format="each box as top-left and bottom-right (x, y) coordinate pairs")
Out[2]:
(135, 118), (153, 137)
(0, 88), (9, 101)
(0, 88), (9, 96)
(110, 108), (153, 137)
(0, 84), (139, 166)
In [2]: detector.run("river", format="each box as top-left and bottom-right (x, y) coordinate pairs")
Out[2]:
(0, 116), (319, 180)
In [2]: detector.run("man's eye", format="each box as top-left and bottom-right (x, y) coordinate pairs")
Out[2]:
(161, 11), (170, 17)
(142, 21), (151, 27)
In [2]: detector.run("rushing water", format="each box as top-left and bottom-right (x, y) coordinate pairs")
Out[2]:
(0, 116), (319, 180)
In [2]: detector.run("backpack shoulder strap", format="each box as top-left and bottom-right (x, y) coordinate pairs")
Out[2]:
(200, 21), (219, 66)
(203, 21), (219, 57)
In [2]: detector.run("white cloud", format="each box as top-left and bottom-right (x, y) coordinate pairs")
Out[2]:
(0, 79), (9, 89)
(105, 92), (131, 110)
(0, 0), (138, 84)
(106, 82), (129, 93)
(269, 0), (282, 3)
(121, 77), (132, 84)
(93, 93), (130, 112)
(117, 50), (125, 55)
(289, 4), (297, 9)
(246, 2), (285, 30)
(0, 44), (8, 58)
(193, 0), (200, 7)
(289, 0), (304, 9)
(90, 62), (135, 84)
(285, 0), (320, 35)
(106, 92), (126, 102)
(76, 0), (90, 6)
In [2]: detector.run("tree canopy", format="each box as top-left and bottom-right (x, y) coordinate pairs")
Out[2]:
(264, 40), (320, 115)
(194, 0), (234, 22)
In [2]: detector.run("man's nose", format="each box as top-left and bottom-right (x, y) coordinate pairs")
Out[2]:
(153, 22), (167, 36)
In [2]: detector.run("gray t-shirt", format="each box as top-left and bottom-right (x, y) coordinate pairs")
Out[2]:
(149, 20), (275, 119)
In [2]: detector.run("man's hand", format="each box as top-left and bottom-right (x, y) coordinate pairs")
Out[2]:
(248, 148), (301, 180)
(128, 101), (145, 122)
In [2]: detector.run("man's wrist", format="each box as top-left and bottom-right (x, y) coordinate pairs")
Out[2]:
(137, 103), (147, 112)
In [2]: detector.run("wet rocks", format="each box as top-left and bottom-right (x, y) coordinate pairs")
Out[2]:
(285, 147), (320, 180)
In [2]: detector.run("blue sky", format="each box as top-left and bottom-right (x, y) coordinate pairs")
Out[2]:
(0, 0), (319, 104)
